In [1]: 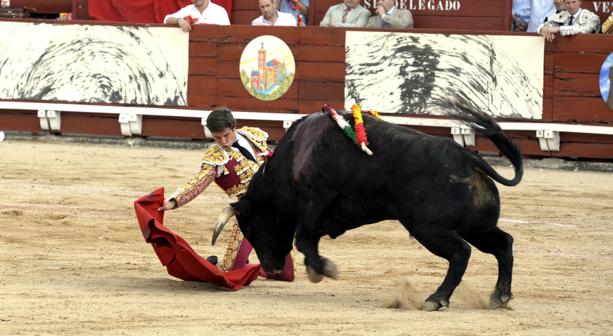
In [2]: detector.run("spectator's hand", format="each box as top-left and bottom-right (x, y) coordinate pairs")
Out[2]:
(540, 26), (556, 42)
(177, 18), (192, 32)
(375, 6), (386, 16)
(158, 199), (176, 212)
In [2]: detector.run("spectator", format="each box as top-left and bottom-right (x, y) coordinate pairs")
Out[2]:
(253, 0), (297, 26)
(602, 13), (613, 33)
(366, 0), (413, 29)
(512, 0), (531, 31)
(164, 0), (230, 31)
(528, 0), (564, 32)
(277, 0), (309, 24)
(538, 0), (599, 42)
(319, 0), (370, 27)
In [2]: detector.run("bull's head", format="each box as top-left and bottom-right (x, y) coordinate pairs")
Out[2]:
(213, 197), (294, 274)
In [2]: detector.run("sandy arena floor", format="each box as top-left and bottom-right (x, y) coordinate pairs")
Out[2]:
(1, 139), (612, 335)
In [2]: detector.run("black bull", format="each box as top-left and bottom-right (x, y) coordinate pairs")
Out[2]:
(215, 103), (523, 311)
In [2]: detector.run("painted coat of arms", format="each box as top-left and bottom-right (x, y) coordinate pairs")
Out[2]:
(240, 35), (295, 101)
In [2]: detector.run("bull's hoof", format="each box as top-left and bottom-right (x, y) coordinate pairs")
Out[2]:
(422, 299), (449, 311)
(306, 265), (324, 283)
(321, 257), (338, 280)
(488, 292), (512, 309)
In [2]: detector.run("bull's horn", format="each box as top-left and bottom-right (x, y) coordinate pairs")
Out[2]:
(212, 206), (237, 246)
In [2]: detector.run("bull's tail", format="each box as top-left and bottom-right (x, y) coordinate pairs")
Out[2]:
(448, 99), (523, 187)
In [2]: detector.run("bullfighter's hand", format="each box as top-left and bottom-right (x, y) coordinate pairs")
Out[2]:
(158, 199), (176, 212)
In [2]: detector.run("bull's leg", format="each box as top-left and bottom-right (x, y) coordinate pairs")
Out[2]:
(410, 226), (471, 311)
(295, 234), (338, 282)
(460, 227), (514, 309)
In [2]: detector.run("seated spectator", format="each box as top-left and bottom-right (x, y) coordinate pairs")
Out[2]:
(253, 0), (297, 26)
(512, 0), (531, 31)
(164, 0), (230, 31)
(319, 0), (370, 27)
(366, 0), (413, 29)
(277, 0), (309, 25)
(528, 0), (565, 32)
(602, 13), (613, 33)
(538, 0), (599, 42)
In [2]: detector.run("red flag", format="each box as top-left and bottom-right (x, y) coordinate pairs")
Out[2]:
(134, 188), (260, 290)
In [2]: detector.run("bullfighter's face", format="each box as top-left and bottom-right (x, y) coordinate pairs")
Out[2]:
(554, 0), (565, 11)
(211, 127), (238, 149)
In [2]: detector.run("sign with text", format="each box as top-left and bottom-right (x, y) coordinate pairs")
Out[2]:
(362, 0), (462, 11)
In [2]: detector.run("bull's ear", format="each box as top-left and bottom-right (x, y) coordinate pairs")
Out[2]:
(231, 199), (252, 216)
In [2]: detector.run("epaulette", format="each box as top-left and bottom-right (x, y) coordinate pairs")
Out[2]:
(200, 144), (229, 166)
(237, 127), (269, 152)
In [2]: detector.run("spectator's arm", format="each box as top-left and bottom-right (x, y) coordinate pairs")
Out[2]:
(337, 9), (370, 27)
(353, 10), (371, 27)
(319, 7), (333, 26)
(163, 7), (188, 24)
(384, 10), (413, 29)
(218, 8), (231, 25)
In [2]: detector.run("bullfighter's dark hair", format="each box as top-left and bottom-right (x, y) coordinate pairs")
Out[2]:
(207, 107), (236, 132)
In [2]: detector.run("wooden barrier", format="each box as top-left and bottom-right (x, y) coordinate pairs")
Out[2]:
(0, 22), (612, 160)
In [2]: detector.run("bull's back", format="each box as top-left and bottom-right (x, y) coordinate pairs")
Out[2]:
(285, 113), (498, 226)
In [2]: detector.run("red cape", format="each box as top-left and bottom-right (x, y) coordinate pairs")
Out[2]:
(134, 188), (260, 290)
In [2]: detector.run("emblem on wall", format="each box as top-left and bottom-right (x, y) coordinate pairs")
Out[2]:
(599, 52), (613, 110)
(239, 35), (295, 101)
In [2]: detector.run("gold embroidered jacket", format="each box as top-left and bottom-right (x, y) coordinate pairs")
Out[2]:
(169, 127), (269, 208)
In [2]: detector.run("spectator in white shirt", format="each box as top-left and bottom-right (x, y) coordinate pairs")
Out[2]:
(164, 0), (230, 32)
(252, 0), (297, 26)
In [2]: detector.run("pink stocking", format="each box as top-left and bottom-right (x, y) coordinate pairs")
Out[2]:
(231, 238), (253, 270)
(261, 253), (294, 282)
(232, 239), (295, 282)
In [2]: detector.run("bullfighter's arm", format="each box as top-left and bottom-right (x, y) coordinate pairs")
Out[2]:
(165, 164), (217, 209)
